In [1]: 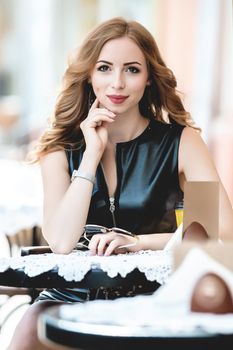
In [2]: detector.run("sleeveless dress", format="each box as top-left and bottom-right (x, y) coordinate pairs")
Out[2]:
(36, 117), (184, 302)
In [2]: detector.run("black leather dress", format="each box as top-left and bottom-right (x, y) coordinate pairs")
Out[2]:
(36, 117), (184, 302)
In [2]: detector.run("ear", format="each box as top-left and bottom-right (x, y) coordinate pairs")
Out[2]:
(146, 80), (151, 86)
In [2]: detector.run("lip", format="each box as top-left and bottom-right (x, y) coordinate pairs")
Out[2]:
(107, 95), (129, 104)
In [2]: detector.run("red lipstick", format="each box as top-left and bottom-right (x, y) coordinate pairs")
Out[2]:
(107, 95), (128, 104)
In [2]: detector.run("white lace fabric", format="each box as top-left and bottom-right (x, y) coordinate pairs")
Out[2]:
(59, 248), (233, 336)
(0, 249), (172, 284)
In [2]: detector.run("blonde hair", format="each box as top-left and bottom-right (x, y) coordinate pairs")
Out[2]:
(30, 17), (198, 163)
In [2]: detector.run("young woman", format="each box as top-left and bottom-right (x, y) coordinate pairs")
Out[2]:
(8, 17), (233, 350)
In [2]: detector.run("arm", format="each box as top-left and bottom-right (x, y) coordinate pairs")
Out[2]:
(41, 99), (116, 254)
(178, 127), (233, 240)
(88, 232), (173, 256)
(41, 150), (99, 254)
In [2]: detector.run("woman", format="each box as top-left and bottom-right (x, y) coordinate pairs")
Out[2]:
(9, 17), (233, 350)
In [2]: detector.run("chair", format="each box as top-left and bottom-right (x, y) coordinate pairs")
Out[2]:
(21, 245), (52, 256)
(5, 226), (47, 256)
(0, 226), (48, 330)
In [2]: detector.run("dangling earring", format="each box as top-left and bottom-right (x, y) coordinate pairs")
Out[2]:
(145, 85), (152, 111)
(88, 86), (95, 110)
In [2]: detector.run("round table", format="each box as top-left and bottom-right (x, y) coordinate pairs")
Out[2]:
(0, 264), (160, 290)
(0, 250), (169, 291)
(38, 305), (233, 350)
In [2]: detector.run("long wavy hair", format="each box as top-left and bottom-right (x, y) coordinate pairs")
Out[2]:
(30, 17), (198, 162)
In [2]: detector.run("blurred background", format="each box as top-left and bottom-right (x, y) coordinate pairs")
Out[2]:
(0, 1), (232, 347)
(0, 0), (233, 202)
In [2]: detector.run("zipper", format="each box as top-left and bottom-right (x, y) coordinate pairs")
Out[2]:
(100, 150), (118, 227)
(109, 196), (117, 227)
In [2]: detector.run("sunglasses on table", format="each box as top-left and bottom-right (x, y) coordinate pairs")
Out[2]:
(76, 224), (138, 250)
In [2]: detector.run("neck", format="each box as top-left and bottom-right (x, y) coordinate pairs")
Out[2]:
(106, 113), (149, 145)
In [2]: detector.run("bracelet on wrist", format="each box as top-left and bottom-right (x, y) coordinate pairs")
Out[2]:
(71, 170), (95, 185)
(117, 234), (139, 249)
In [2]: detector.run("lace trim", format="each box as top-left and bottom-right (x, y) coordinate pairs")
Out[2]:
(0, 250), (172, 284)
(58, 248), (233, 336)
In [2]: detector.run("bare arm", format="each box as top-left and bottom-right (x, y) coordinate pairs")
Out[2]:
(41, 99), (116, 254)
(41, 150), (100, 254)
(178, 127), (233, 240)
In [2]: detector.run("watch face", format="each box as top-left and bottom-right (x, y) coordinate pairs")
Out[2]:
(71, 170), (95, 184)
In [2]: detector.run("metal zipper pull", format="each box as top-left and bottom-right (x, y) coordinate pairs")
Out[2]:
(109, 197), (117, 227)
(109, 197), (115, 213)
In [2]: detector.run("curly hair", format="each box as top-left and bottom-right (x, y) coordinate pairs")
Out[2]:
(29, 17), (198, 163)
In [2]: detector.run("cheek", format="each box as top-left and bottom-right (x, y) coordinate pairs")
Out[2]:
(91, 78), (106, 95)
(132, 82), (147, 99)
(92, 87), (104, 101)
(92, 86), (107, 107)
(130, 76), (148, 91)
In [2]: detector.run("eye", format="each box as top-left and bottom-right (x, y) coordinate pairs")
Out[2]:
(97, 65), (110, 72)
(126, 66), (140, 74)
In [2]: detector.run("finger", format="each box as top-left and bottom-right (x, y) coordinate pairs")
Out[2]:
(91, 108), (116, 118)
(104, 240), (119, 256)
(90, 115), (115, 127)
(80, 114), (114, 131)
(97, 238), (107, 256)
(113, 247), (128, 255)
(96, 121), (102, 127)
(89, 98), (99, 111)
(97, 233), (115, 256)
(88, 235), (101, 256)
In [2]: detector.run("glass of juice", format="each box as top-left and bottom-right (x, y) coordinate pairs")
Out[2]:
(175, 201), (184, 227)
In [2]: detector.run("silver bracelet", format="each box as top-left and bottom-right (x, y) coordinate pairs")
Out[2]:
(71, 170), (95, 185)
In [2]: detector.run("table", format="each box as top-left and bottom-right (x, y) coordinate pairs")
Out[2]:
(38, 305), (233, 350)
(0, 263), (160, 290)
(0, 250), (170, 290)
(36, 247), (233, 350)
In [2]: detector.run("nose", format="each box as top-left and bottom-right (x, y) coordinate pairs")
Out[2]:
(111, 71), (125, 90)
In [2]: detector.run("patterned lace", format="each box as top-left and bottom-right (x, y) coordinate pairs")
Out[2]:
(0, 249), (172, 284)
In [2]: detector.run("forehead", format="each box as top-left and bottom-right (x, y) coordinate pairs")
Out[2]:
(97, 37), (146, 63)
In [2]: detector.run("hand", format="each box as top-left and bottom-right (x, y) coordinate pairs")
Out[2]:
(88, 231), (138, 256)
(80, 98), (116, 158)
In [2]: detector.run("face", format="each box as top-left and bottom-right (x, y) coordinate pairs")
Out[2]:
(90, 37), (149, 115)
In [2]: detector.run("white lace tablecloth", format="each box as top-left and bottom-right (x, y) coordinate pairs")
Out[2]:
(59, 248), (233, 336)
(0, 249), (172, 284)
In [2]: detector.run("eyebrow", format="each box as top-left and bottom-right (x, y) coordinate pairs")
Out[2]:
(96, 60), (142, 66)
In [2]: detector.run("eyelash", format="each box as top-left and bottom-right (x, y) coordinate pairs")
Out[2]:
(97, 65), (109, 72)
(97, 65), (140, 74)
(127, 66), (140, 73)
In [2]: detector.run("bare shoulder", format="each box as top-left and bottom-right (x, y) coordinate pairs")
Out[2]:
(180, 126), (205, 148)
(179, 127), (219, 181)
(179, 127), (211, 164)
(40, 150), (68, 171)
(40, 150), (70, 187)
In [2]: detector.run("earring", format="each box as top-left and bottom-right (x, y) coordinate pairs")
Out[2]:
(88, 89), (95, 109)
(145, 85), (152, 110)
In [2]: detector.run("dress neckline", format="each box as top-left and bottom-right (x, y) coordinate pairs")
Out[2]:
(116, 118), (152, 146)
